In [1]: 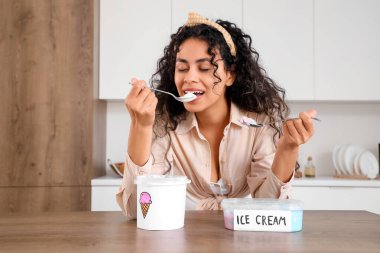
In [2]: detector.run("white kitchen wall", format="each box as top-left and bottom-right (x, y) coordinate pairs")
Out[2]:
(291, 102), (380, 176)
(105, 101), (380, 177)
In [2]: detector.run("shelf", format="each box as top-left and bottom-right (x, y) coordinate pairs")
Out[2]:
(92, 175), (380, 187)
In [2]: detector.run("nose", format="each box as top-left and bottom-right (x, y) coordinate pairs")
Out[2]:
(183, 67), (198, 84)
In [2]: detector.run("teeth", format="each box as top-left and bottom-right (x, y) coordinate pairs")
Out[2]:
(185, 90), (204, 95)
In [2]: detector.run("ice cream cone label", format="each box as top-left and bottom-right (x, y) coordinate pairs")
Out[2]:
(139, 192), (152, 219)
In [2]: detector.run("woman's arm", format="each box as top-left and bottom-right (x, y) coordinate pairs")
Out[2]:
(128, 123), (154, 166)
(117, 78), (159, 219)
(247, 110), (317, 199)
(125, 79), (158, 166)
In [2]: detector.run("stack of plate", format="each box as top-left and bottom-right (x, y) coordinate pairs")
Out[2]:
(332, 144), (379, 179)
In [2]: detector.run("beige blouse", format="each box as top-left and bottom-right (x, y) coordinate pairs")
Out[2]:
(116, 102), (293, 220)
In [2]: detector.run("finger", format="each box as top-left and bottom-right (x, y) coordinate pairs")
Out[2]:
(136, 93), (157, 114)
(142, 89), (156, 102)
(143, 92), (158, 106)
(146, 98), (158, 113)
(283, 122), (290, 136)
(293, 118), (310, 142)
(305, 109), (317, 118)
(130, 94), (155, 121)
(128, 79), (147, 97)
(134, 87), (153, 108)
(125, 85), (150, 114)
(299, 111), (314, 135)
(285, 120), (301, 141)
(282, 122), (297, 144)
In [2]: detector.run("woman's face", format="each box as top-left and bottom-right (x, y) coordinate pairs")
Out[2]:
(174, 38), (234, 113)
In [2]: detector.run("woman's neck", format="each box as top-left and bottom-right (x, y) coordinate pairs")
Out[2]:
(196, 99), (231, 131)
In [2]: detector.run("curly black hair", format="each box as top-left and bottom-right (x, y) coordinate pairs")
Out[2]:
(151, 19), (289, 144)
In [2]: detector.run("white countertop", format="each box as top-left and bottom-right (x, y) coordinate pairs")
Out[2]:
(92, 175), (380, 187)
(293, 176), (380, 187)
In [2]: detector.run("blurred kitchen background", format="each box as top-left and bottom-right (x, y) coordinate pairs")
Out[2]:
(1, 0), (379, 213)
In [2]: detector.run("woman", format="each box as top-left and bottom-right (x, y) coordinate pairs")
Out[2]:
(117, 13), (316, 219)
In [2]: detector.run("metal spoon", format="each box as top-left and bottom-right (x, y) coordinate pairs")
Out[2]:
(129, 82), (196, 103)
(150, 87), (197, 103)
(240, 116), (321, 128)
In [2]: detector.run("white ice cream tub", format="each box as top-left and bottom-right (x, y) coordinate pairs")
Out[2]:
(134, 175), (191, 230)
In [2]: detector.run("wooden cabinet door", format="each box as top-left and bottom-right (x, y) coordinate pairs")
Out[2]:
(315, 0), (380, 100)
(243, 0), (314, 100)
(0, 0), (93, 212)
(99, 0), (171, 99)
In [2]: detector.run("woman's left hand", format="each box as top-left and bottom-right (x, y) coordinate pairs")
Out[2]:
(278, 109), (317, 150)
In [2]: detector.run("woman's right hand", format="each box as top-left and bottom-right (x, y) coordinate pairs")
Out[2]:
(125, 78), (158, 128)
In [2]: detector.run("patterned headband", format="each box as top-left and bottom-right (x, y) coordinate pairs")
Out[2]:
(185, 12), (237, 57)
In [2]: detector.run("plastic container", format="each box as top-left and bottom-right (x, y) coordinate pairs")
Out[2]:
(134, 175), (191, 230)
(221, 198), (303, 232)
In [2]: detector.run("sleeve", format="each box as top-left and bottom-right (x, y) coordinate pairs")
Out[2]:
(116, 135), (172, 220)
(246, 124), (294, 199)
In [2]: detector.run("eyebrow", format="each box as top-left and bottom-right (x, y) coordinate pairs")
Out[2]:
(176, 58), (211, 64)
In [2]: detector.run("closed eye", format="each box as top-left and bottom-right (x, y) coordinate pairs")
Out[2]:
(176, 68), (188, 72)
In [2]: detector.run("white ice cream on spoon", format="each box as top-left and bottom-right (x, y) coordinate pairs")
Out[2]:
(129, 82), (197, 103)
(177, 91), (197, 103)
(149, 87), (197, 102)
(149, 87), (197, 103)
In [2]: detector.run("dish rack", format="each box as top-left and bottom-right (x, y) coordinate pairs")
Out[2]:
(332, 144), (379, 180)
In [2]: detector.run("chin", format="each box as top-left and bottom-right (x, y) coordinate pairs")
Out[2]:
(183, 103), (205, 113)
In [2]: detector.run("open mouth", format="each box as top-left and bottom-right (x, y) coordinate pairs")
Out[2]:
(184, 90), (204, 97)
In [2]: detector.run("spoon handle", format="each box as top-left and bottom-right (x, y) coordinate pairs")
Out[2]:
(129, 82), (176, 98)
(149, 87), (176, 98)
(267, 117), (321, 125)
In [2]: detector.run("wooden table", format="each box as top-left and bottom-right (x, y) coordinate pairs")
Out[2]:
(0, 211), (379, 253)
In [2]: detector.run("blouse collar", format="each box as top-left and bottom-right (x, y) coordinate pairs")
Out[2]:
(174, 102), (247, 135)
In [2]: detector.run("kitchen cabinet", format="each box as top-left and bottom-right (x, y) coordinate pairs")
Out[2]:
(91, 176), (121, 211)
(292, 177), (380, 214)
(314, 0), (380, 100)
(99, 0), (243, 100)
(0, 0), (94, 212)
(99, 0), (171, 99)
(99, 0), (380, 100)
(92, 176), (380, 214)
(171, 0), (242, 32)
(242, 0), (314, 100)
(292, 187), (380, 214)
